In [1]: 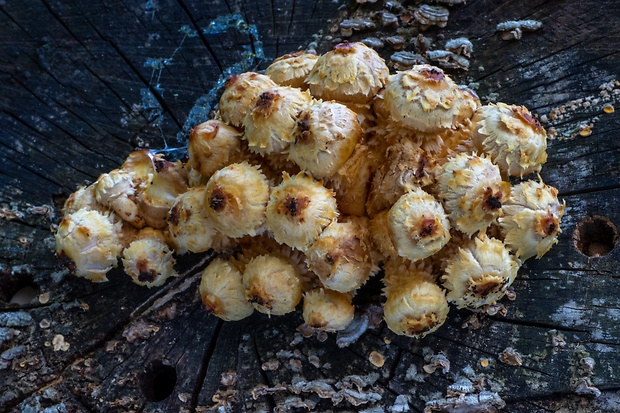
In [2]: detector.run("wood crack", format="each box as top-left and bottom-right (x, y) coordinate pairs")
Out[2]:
(175, 0), (224, 74)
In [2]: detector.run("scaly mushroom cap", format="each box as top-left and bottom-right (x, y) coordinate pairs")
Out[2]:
(199, 258), (254, 321)
(266, 172), (338, 251)
(499, 180), (565, 260)
(219, 72), (277, 128)
(383, 261), (449, 338)
(62, 184), (107, 215)
(326, 143), (375, 216)
(122, 228), (177, 288)
(204, 162), (270, 238)
(369, 210), (400, 260)
(188, 120), (242, 179)
(302, 288), (355, 332)
(305, 216), (378, 293)
(473, 102), (547, 177)
(167, 186), (231, 255)
(388, 187), (451, 262)
(442, 234), (520, 309)
(265, 51), (320, 89)
(366, 140), (434, 217)
(288, 101), (362, 179)
(55, 208), (123, 282)
(187, 167), (209, 188)
(236, 233), (319, 290)
(305, 42), (389, 104)
(121, 150), (158, 186)
(436, 153), (511, 236)
(243, 254), (302, 316)
(242, 86), (313, 156)
(95, 169), (145, 229)
(384, 65), (476, 132)
(138, 159), (188, 229)
(383, 259), (447, 336)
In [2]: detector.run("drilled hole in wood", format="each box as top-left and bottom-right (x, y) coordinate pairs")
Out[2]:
(573, 215), (619, 257)
(0, 270), (36, 304)
(139, 359), (177, 402)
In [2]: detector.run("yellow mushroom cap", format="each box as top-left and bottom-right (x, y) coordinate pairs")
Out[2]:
(266, 172), (338, 251)
(167, 186), (231, 255)
(383, 262), (449, 338)
(122, 228), (177, 288)
(436, 153), (511, 236)
(204, 162), (270, 238)
(188, 120), (242, 179)
(326, 143), (375, 216)
(499, 179), (565, 260)
(219, 72), (277, 128)
(302, 288), (355, 331)
(242, 86), (313, 156)
(265, 51), (320, 89)
(305, 42), (389, 104)
(442, 234), (519, 309)
(95, 169), (145, 229)
(55, 208), (123, 282)
(384, 65), (476, 132)
(366, 140), (434, 217)
(121, 150), (157, 186)
(473, 103), (547, 177)
(138, 159), (188, 229)
(305, 216), (378, 293)
(243, 254), (302, 316)
(62, 184), (107, 215)
(288, 101), (362, 179)
(199, 258), (254, 321)
(369, 210), (400, 260)
(388, 187), (451, 262)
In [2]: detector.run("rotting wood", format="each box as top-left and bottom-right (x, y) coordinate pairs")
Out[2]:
(1, 0), (620, 412)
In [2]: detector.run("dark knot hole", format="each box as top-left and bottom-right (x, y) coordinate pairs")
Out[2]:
(139, 359), (177, 402)
(573, 214), (618, 257)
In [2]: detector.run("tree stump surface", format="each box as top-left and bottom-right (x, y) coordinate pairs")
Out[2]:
(0, 0), (619, 412)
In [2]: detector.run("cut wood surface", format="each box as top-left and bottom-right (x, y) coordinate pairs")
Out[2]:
(1, 0), (619, 412)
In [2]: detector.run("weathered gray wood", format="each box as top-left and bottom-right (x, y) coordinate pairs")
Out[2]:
(1, 0), (619, 412)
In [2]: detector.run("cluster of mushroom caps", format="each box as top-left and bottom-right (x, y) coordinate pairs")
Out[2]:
(55, 42), (565, 339)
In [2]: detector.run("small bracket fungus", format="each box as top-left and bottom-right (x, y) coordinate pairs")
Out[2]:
(305, 42), (389, 104)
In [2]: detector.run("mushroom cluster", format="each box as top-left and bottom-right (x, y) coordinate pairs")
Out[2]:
(56, 42), (565, 339)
